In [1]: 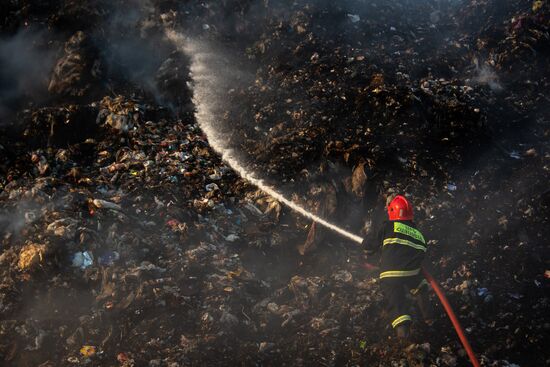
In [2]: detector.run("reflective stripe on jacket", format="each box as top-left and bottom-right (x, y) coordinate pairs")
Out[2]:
(365, 220), (427, 279)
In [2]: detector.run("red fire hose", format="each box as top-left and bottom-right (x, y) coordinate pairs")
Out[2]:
(422, 268), (481, 367)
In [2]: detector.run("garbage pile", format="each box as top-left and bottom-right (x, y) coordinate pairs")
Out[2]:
(1, 1), (549, 366)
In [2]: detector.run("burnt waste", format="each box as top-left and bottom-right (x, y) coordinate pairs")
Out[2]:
(0, 1), (549, 366)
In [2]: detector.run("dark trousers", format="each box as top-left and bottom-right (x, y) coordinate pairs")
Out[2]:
(380, 274), (430, 331)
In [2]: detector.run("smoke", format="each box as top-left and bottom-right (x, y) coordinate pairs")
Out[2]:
(0, 0), (463, 122)
(0, 209), (27, 236)
(0, 199), (47, 239)
(99, 3), (162, 90)
(167, 30), (364, 244)
(87, 0), (191, 112)
(471, 60), (503, 92)
(0, 29), (56, 122)
(0, 0), (183, 122)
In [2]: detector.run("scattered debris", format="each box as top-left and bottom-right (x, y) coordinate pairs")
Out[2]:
(0, 1), (548, 366)
(17, 243), (46, 271)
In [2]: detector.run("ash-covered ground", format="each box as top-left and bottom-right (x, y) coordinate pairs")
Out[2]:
(1, 1), (549, 366)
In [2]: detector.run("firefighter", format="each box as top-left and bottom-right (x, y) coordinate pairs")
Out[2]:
(363, 194), (432, 339)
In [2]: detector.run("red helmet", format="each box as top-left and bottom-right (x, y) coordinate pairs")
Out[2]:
(387, 195), (413, 221)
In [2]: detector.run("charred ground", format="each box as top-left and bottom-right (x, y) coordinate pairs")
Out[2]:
(0, 1), (549, 366)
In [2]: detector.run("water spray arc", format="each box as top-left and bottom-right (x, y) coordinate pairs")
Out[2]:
(166, 31), (363, 245)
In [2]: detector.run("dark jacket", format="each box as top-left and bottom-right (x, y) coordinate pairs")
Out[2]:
(364, 220), (427, 279)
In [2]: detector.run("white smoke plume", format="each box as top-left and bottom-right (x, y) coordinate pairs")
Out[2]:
(472, 59), (503, 92)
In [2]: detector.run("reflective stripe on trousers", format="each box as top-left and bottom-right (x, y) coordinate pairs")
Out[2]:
(391, 314), (412, 328)
(379, 268), (420, 279)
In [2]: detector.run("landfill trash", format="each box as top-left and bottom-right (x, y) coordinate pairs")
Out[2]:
(92, 199), (122, 211)
(509, 151), (521, 159)
(17, 243), (46, 270)
(98, 251), (120, 266)
(333, 270), (353, 284)
(225, 234), (239, 242)
(533, 1), (544, 12)
(347, 14), (360, 23)
(47, 218), (78, 238)
(507, 293), (523, 300)
(80, 345), (96, 357)
(438, 349), (458, 367)
(430, 11), (441, 23)
(476, 287), (489, 297)
(48, 31), (100, 98)
(0, 0), (548, 366)
(72, 252), (93, 269)
(524, 148), (537, 157)
(258, 341), (274, 353)
(351, 162), (368, 198)
(205, 183), (219, 192)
